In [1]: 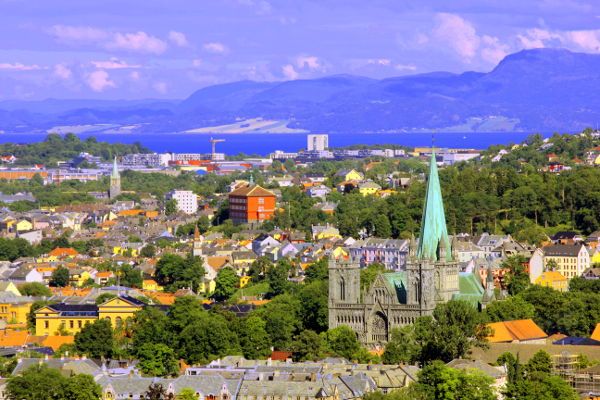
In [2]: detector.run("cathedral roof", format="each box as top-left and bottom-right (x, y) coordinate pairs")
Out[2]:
(381, 272), (406, 302)
(451, 272), (484, 308)
(417, 152), (451, 262)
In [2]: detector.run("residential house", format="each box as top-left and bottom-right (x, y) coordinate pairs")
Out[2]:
(541, 243), (590, 279)
(453, 240), (485, 263)
(535, 270), (569, 292)
(349, 238), (408, 271)
(358, 181), (382, 196)
(306, 185), (331, 199)
(311, 225), (341, 240)
(551, 231), (584, 245)
(229, 185), (276, 225)
(0, 292), (34, 325)
(447, 359), (507, 396)
(335, 169), (364, 182)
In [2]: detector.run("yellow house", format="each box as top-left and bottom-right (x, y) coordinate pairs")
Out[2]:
(69, 270), (93, 287)
(112, 246), (140, 257)
(336, 169), (364, 182)
(142, 279), (163, 292)
(15, 219), (33, 232)
(97, 296), (145, 329)
(535, 271), (568, 292)
(198, 279), (216, 295)
(592, 249), (600, 265)
(0, 294), (33, 325)
(35, 295), (145, 335)
(358, 181), (382, 196)
(35, 304), (98, 336)
(239, 276), (252, 288)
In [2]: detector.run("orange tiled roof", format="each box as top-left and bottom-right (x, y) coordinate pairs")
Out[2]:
(96, 271), (114, 278)
(118, 209), (144, 217)
(591, 323), (600, 342)
(487, 319), (547, 343)
(0, 330), (30, 347)
(42, 335), (74, 351)
(48, 247), (79, 257)
(145, 292), (175, 305)
(50, 287), (92, 297)
(94, 231), (107, 238)
(229, 184), (275, 197)
(206, 256), (230, 270)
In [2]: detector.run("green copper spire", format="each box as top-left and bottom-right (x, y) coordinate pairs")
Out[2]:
(111, 157), (119, 178)
(416, 151), (452, 262)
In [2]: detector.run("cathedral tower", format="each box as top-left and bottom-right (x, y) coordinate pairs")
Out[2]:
(109, 157), (121, 199)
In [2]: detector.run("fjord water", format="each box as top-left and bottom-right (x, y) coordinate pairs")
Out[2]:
(0, 132), (548, 155)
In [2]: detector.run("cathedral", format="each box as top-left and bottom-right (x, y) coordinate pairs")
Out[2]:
(328, 152), (491, 346)
(109, 157), (121, 199)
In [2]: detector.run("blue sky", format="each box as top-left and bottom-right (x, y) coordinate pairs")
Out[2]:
(1, 0), (599, 100)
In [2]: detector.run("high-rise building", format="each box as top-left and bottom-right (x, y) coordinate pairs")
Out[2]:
(109, 157), (121, 199)
(307, 134), (329, 151)
(165, 190), (198, 214)
(228, 184), (276, 225)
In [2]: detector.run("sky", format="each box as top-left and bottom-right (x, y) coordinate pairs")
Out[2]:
(1, 0), (600, 100)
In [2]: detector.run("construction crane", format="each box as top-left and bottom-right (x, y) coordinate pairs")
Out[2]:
(209, 137), (225, 161)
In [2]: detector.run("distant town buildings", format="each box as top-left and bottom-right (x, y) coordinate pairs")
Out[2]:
(165, 190), (198, 214)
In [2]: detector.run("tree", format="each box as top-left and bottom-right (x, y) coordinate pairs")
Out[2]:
(143, 383), (175, 400)
(415, 361), (496, 400)
(292, 330), (324, 361)
(484, 296), (535, 322)
(18, 282), (51, 297)
(297, 280), (328, 332)
(267, 260), (290, 298)
(503, 256), (530, 296)
(382, 326), (418, 364)
(165, 199), (178, 216)
(27, 300), (49, 330)
(248, 256), (272, 282)
(254, 294), (301, 350)
(131, 306), (173, 351)
(177, 388), (197, 400)
(178, 313), (240, 364)
(526, 350), (553, 375)
(213, 267), (238, 301)
(304, 257), (329, 283)
(74, 319), (114, 359)
(95, 293), (116, 305)
(140, 244), (156, 258)
(155, 253), (205, 292)
(64, 373), (103, 400)
(6, 364), (101, 400)
(413, 300), (490, 364)
(504, 373), (578, 400)
(119, 264), (143, 288)
(50, 266), (70, 287)
(324, 326), (361, 360)
(360, 263), (386, 292)
(137, 343), (179, 377)
(239, 316), (271, 359)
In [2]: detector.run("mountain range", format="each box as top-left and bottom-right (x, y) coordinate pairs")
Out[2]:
(2, 48), (600, 134)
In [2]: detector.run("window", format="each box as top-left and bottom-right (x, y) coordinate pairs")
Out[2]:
(69, 320), (74, 329)
(44, 321), (49, 329)
(258, 197), (264, 204)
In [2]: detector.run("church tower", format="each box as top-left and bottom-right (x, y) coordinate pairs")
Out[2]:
(407, 151), (459, 309)
(109, 157), (121, 199)
(192, 225), (203, 257)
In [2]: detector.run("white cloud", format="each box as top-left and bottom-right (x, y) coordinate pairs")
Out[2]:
(153, 81), (168, 94)
(517, 28), (600, 53)
(282, 64), (299, 80)
(0, 62), (42, 71)
(106, 31), (167, 54)
(432, 13), (510, 65)
(203, 42), (228, 54)
(91, 58), (141, 69)
(53, 64), (72, 79)
(86, 70), (116, 92)
(168, 31), (189, 47)
(49, 25), (108, 42)
(236, 0), (272, 15)
(395, 64), (417, 72)
(434, 13), (480, 61)
(192, 59), (203, 67)
(296, 55), (321, 70)
(367, 58), (391, 66)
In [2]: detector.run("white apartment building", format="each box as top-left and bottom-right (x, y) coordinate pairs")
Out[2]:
(165, 190), (198, 214)
(307, 134), (329, 151)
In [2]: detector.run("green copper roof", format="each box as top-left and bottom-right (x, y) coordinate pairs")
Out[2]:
(417, 152), (451, 261)
(452, 272), (485, 308)
(111, 157), (119, 179)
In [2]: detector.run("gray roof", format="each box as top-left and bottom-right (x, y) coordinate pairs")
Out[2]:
(543, 244), (584, 257)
